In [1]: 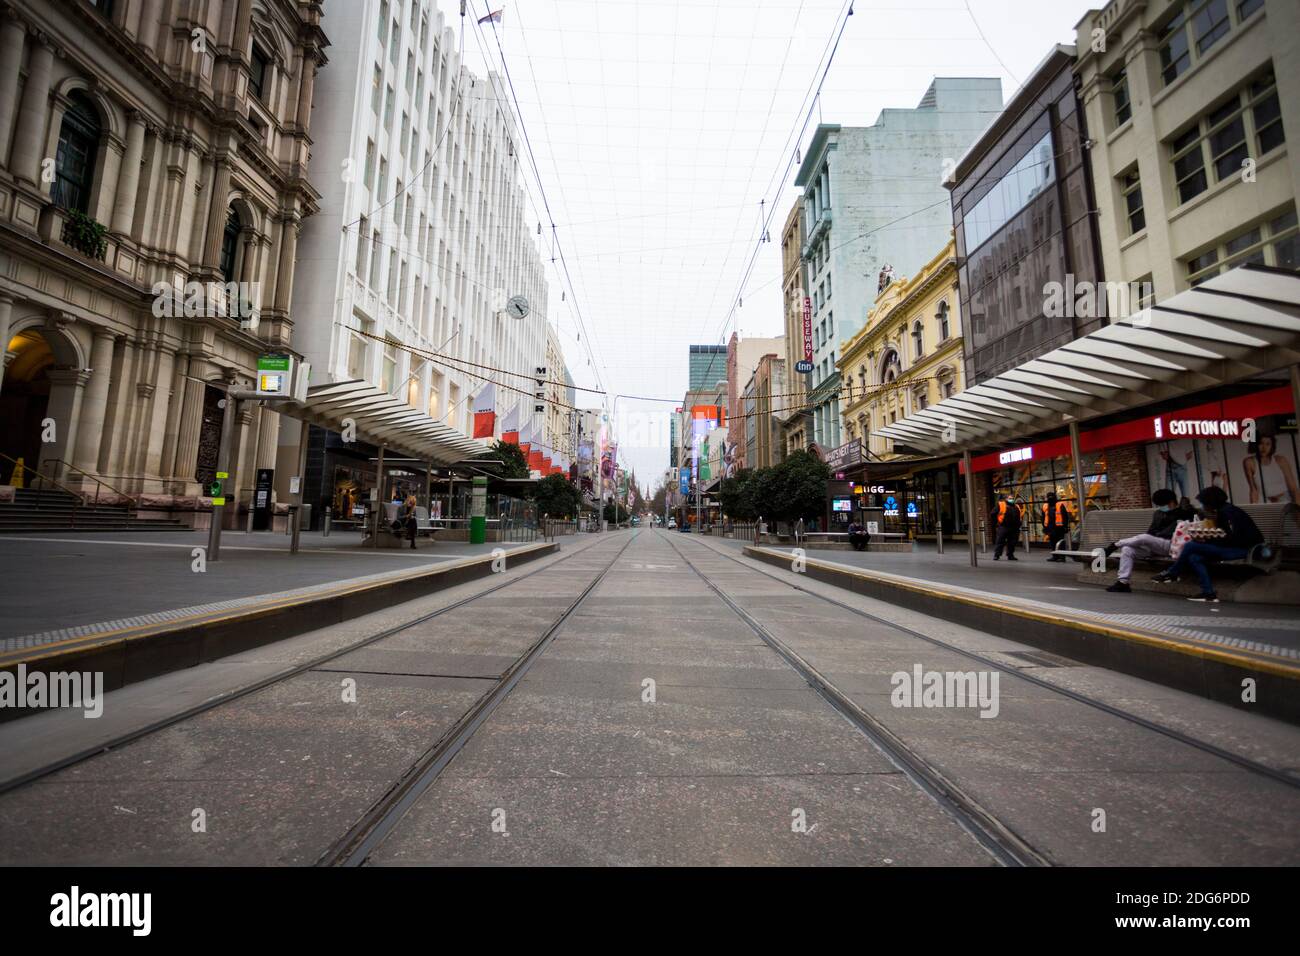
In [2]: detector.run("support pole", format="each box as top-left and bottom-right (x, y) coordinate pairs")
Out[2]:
(206, 393), (239, 562)
(962, 449), (977, 568)
(1069, 419), (1086, 521)
(373, 444), (385, 548)
(290, 418), (309, 554)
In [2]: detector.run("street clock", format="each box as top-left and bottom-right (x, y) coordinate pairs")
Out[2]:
(506, 295), (530, 319)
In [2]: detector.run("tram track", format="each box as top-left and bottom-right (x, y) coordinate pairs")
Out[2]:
(0, 532), (627, 797)
(660, 531), (1050, 867)
(680, 532), (1300, 792)
(318, 530), (639, 866)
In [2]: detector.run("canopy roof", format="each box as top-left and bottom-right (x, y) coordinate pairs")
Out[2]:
(296, 379), (484, 464)
(876, 265), (1300, 455)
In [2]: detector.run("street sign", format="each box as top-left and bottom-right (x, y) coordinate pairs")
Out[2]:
(256, 354), (293, 398)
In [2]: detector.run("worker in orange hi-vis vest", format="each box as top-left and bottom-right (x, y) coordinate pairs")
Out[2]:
(1042, 491), (1073, 562)
(989, 493), (1022, 561)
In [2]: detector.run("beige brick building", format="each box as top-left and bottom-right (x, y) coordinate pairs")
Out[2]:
(0, 0), (326, 523)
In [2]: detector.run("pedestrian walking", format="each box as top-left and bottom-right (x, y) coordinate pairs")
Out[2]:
(990, 494), (1021, 561)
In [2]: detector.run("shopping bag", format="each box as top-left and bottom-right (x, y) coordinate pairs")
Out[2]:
(1168, 520), (1195, 560)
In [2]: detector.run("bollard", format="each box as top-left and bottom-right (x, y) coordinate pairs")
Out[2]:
(936, 526), (944, 555)
(323, 506), (331, 537)
(289, 504), (301, 554)
(1024, 526), (1031, 555)
(980, 528), (987, 553)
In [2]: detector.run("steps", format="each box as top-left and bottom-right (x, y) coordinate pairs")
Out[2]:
(0, 487), (189, 532)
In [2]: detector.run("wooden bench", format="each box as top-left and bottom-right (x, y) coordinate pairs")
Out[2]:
(1058, 503), (1298, 573)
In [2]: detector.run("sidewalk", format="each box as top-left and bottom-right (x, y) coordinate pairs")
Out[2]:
(0, 529), (547, 642)
(708, 536), (1300, 658)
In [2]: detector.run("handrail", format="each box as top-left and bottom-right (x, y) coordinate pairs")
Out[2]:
(0, 451), (84, 525)
(44, 459), (138, 514)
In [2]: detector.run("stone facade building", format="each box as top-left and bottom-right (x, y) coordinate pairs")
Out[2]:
(0, 0), (326, 524)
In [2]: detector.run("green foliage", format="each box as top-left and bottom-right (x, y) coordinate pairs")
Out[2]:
(718, 451), (829, 522)
(532, 473), (581, 518)
(482, 440), (530, 479)
(62, 209), (108, 260)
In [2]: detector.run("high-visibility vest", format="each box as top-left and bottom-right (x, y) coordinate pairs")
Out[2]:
(996, 500), (1009, 523)
(1042, 501), (1070, 526)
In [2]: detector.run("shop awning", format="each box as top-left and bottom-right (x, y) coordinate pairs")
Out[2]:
(295, 379), (484, 465)
(877, 265), (1300, 454)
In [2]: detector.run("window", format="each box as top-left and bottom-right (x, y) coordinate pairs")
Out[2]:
(389, 19), (400, 66)
(377, 156), (388, 201)
(371, 65), (382, 114)
(911, 321), (924, 359)
(1186, 207), (1299, 284)
(364, 140), (375, 189)
(384, 85), (394, 129)
(220, 208), (241, 283)
(962, 130), (1056, 252)
(1160, 0), (1260, 87)
(387, 250), (398, 301)
(405, 52), (414, 91)
(1111, 70), (1131, 127)
(936, 300), (950, 340)
(1121, 169), (1145, 234)
(249, 45), (269, 102)
(53, 92), (101, 214)
(1159, 9), (1191, 84)
(348, 328), (369, 380)
(1169, 71), (1285, 206)
(381, 343), (397, 394)
(1251, 72), (1284, 155)
(355, 215), (369, 277)
(400, 112), (409, 155)
(369, 230), (382, 287)
(378, 2), (389, 44)
(90, 0), (114, 17)
(416, 69), (424, 103)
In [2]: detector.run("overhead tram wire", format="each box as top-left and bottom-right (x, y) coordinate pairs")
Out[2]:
(473, 3), (610, 396)
(699, 0), (856, 351)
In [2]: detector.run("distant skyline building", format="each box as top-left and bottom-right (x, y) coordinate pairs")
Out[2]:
(793, 77), (1003, 450)
(688, 344), (728, 391)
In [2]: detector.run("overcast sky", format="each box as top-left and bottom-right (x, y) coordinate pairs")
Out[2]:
(451, 0), (1092, 491)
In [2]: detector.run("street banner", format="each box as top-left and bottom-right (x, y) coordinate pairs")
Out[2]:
(529, 449), (544, 471)
(500, 403), (519, 445)
(472, 383), (496, 438)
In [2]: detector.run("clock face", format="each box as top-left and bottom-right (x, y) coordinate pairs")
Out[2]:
(507, 295), (530, 319)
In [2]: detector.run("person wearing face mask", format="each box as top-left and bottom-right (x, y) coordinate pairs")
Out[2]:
(1103, 489), (1196, 593)
(989, 492), (1022, 561)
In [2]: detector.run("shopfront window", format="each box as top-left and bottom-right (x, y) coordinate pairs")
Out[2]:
(992, 452), (1109, 539)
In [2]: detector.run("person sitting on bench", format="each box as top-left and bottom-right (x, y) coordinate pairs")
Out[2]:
(1104, 489), (1196, 593)
(848, 520), (870, 552)
(1152, 486), (1263, 603)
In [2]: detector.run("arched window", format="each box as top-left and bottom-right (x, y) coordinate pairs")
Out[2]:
(938, 368), (956, 399)
(880, 348), (901, 384)
(220, 208), (241, 282)
(911, 320), (924, 359)
(53, 92), (101, 213)
(936, 300), (951, 341)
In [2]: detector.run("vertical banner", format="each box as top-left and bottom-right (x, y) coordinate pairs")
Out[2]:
(473, 383), (497, 439)
(500, 403), (519, 445)
(802, 296), (813, 362)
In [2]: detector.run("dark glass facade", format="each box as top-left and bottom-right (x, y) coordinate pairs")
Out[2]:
(950, 50), (1104, 386)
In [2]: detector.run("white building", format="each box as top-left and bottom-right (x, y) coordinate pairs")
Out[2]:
(283, 0), (550, 497)
(793, 78), (1003, 449)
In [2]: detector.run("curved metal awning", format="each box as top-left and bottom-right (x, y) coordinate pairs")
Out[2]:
(296, 379), (484, 465)
(876, 265), (1300, 455)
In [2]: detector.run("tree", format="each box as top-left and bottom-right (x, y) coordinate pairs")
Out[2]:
(532, 473), (581, 518)
(718, 469), (758, 521)
(649, 479), (668, 516)
(770, 449), (830, 522)
(481, 440), (529, 479)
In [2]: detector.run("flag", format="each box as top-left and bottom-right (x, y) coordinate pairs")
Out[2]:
(529, 449), (544, 471)
(477, 9), (503, 25)
(500, 404), (519, 445)
(473, 383), (496, 438)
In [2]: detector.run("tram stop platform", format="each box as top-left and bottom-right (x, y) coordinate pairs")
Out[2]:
(709, 536), (1300, 724)
(0, 529), (558, 709)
